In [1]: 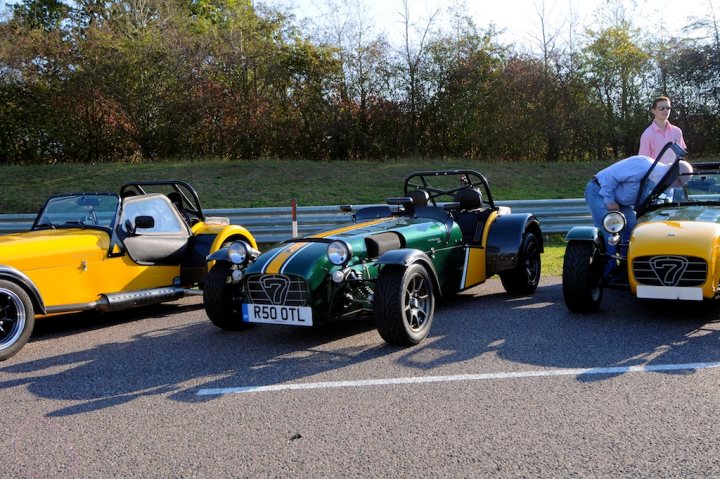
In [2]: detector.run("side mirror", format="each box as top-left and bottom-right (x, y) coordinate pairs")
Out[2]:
(135, 215), (155, 229)
(126, 215), (154, 235)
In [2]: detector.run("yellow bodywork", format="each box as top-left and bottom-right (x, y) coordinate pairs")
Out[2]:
(460, 210), (499, 289)
(628, 220), (720, 299)
(0, 221), (257, 315)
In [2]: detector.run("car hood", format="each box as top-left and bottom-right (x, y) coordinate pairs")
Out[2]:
(641, 205), (720, 224)
(0, 228), (110, 270)
(247, 215), (451, 280)
(632, 211), (720, 258)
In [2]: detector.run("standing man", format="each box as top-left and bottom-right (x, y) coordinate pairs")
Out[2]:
(639, 96), (686, 158)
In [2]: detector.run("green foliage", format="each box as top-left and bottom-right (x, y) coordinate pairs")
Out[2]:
(0, 2), (719, 164)
(11, 0), (70, 31)
(580, 22), (652, 158)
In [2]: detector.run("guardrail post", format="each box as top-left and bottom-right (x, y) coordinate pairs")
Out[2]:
(292, 198), (298, 238)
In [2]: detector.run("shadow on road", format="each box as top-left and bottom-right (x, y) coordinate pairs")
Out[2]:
(2, 278), (719, 416)
(399, 279), (720, 381)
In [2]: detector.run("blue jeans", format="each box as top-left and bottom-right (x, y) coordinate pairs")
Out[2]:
(584, 180), (635, 259)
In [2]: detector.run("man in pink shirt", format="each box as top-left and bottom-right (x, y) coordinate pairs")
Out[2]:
(638, 96), (686, 158)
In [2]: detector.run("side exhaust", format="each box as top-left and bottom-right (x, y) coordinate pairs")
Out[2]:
(97, 287), (185, 312)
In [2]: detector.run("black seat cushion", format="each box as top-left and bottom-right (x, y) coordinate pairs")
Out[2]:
(406, 189), (430, 207)
(454, 188), (483, 210)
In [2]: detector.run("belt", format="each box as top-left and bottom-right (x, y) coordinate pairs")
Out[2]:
(591, 177), (600, 187)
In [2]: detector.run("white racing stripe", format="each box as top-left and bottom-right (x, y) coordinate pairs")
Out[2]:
(197, 361), (720, 396)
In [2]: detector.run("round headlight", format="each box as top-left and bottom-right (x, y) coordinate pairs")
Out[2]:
(228, 241), (248, 265)
(602, 211), (627, 234)
(327, 241), (352, 266)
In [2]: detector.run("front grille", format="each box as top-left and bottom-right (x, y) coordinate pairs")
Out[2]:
(632, 255), (707, 287)
(245, 274), (308, 306)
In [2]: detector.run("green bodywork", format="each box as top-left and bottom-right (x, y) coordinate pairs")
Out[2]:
(243, 204), (539, 323)
(244, 213), (465, 321)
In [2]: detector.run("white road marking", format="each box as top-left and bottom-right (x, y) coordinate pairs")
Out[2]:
(196, 361), (720, 396)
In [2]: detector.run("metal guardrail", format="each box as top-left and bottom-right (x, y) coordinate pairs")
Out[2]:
(0, 199), (592, 242)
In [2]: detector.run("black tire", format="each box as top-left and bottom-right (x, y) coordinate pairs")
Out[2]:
(499, 231), (542, 295)
(203, 262), (251, 330)
(562, 240), (604, 313)
(374, 264), (435, 346)
(0, 280), (35, 362)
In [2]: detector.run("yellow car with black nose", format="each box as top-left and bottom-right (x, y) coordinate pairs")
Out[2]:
(0, 180), (257, 361)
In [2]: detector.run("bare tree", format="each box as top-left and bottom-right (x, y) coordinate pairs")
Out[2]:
(530, 0), (564, 71)
(397, 0), (439, 154)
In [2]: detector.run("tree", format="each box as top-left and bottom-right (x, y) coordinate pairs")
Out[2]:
(581, 20), (651, 158)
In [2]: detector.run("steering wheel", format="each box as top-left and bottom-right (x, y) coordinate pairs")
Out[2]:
(81, 210), (98, 225)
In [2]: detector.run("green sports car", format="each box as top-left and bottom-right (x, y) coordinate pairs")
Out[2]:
(203, 170), (543, 345)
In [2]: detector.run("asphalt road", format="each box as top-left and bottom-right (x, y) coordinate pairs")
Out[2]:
(3, 276), (720, 478)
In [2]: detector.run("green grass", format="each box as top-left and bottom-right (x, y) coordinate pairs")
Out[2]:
(542, 236), (566, 277)
(0, 158), (613, 213)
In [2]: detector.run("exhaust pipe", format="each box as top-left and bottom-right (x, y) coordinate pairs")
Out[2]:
(97, 287), (185, 312)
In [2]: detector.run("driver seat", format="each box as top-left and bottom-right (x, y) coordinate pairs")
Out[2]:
(406, 189), (430, 207)
(167, 192), (193, 225)
(453, 188), (489, 243)
(454, 188), (482, 211)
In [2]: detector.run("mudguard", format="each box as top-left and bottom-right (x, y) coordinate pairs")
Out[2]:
(486, 214), (543, 276)
(563, 226), (606, 257)
(0, 265), (46, 315)
(376, 248), (442, 297)
(564, 226), (602, 243)
(206, 225), (258, 252)
(206, 246), (232, 263)
(193, 225), (257, 265)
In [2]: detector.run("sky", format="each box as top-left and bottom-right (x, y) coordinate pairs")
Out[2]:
(0, 0), (716, 47)
(259, 0), (717, 48)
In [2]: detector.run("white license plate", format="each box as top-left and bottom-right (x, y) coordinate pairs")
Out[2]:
(242, 304), (313, 326)
(636, 285), (703, 301)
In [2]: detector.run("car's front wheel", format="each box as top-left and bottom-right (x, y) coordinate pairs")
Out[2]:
(374, 264), (435, 346)
(203, 262), (251, 330)
(562, 240), (604, 313)
(499, 231), (542, 295)
(0, 280), (35, 362)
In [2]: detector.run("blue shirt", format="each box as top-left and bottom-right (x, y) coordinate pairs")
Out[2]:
(594, 155), (655, 207)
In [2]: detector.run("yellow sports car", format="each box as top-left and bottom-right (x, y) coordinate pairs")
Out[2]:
(0, 180), (257, 361)
(563, 143), (719, 312)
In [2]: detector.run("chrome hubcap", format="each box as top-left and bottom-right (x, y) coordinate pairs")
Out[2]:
(403, 275), (430, 332)
(0, 288), (26, 351)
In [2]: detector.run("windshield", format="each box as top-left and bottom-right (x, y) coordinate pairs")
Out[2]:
(33, 194), (120, 230)
(684, 168), (720, 203)
(635, 143), (687, 213)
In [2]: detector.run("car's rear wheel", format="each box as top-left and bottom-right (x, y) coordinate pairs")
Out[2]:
(562, 240), (604, 313)
(203, 262), (251, 330)
(374, 264), (435, 346)
(0, 280), (35, 362)
(500, 231), (542, 295)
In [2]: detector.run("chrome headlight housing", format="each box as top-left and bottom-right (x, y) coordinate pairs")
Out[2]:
(602, 211), (626, 234)
(227, 241), (249, 265)
(327, 241), (352, 266)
